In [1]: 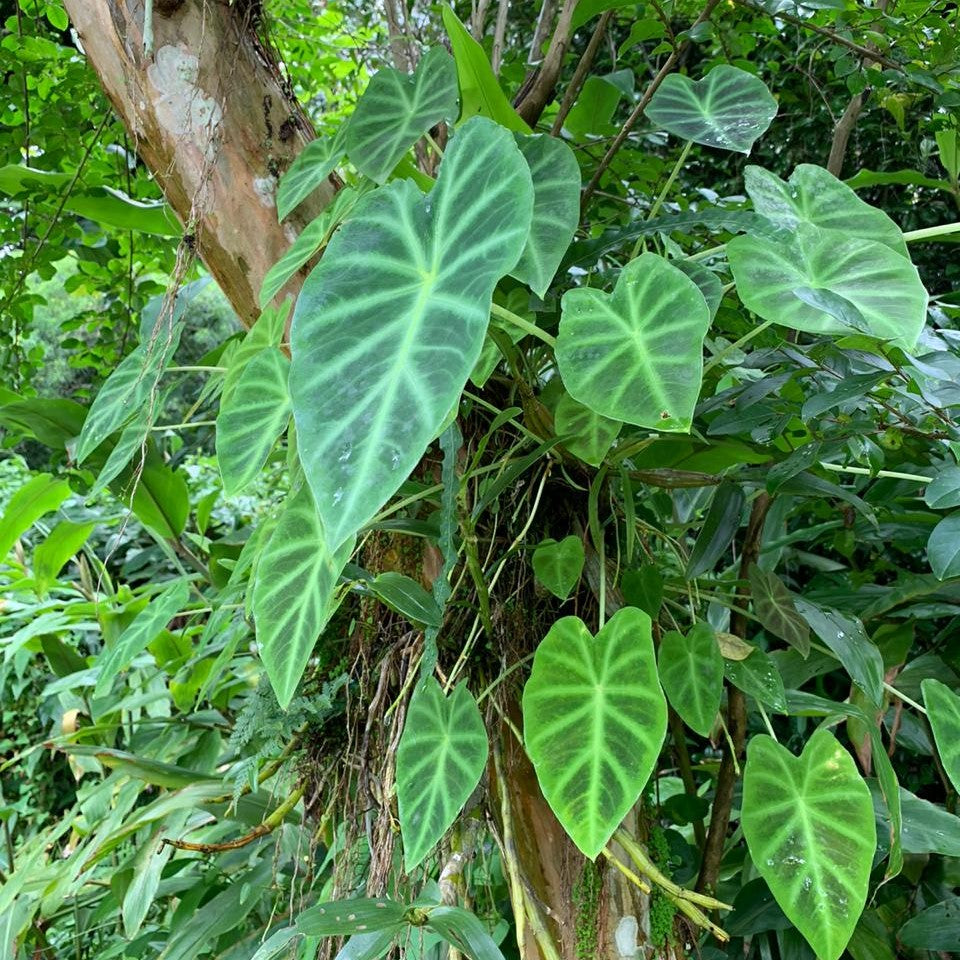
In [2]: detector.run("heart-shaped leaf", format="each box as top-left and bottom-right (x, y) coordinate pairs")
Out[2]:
(216, 348), (291, 496)
(728, 224), (928, 349)
(742, 729), (876, 960)
(921, 678), (960, 793)
(396, 678), (488, 871)
(252, 484), (353, 709)
(927, 513), (960, 580)
(522, 607), (667, 858)
(554, 393), (621, 466)
(290, 117), (533, 551)
(510, 134), (580, 297)
(645, 64), (778, 153)
(532, 535), (585, 600)
(748, 564), (810, 656)
(724, 649), (787, 713)
(277, 129), (346, 221)
(744, 164), (907, 256)
(657, 622), (723, 736)
(345, 46), (458, 183)
(556, 253), (710, 431)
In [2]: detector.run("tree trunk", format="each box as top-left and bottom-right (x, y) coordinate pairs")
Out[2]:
(63, 0), (338, 327)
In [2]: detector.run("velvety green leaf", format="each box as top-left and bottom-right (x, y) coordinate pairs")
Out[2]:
(369, 571), (443, 627)
(745, 164), (907, 255)
(728, 224), (928, 350)
(510, 134), (580, 297)
(657, 622), (723, 736)
(346, 47), (458, 183)
(222, 300), (290, 405)
(898, 897), (960, 951)
(396, 678), (488, 871)
(685, 481), (745, 579)
(742, 730), (876, 960)
(277, 129), (346, 221)
(556, 253), (710, 432)
(290, 117), (533, 550)
(921, 678), (960, 793)
(522, 607), (667, 858)
(296, 898), (407, 937)
(252, 484), (353, 709)
(924, 464), (960, 509)
(216, 347), (291, 495)
(426, 906), (505, 960)
(673, 258), (723, 317)
(94, 579), (190, 695)
(794, 598), (884, 706)
(531, 535), (585, 600)
(927, 513), (960, 580)
(748, 564), (810, 656)
(645, 65), (778, 153)
(725, 648), (787, 713)
(33, 520), (95, 595)
(0, 473), (71, 563)
(441, 7), (531, 132)
(89, 414), (152, 497)
(554, 393), (621, 466)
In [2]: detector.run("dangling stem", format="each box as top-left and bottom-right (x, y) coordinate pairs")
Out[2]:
(490, 303), (557, 348)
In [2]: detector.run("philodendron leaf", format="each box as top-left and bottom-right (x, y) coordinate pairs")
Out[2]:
(744, 164), (907, 256)
(522, 607), (667, 858)
(396, 678), (488, 871)
(252, 484), (353, 709)
(728, 224), (928, 350)
(748, 564), (810, 656)
(645, 64), (778, 153)
(921, 679), (960, 793)
(216, 347), (291, 496)
(742, 730), (875, 960)
(554, 392), (621, 467)
(296, 898), (407, 937)
(277, 129), (346, 221)
(927, 513), (960, 580)
(556, 252), (710, 432)
(511, 134), (580, 297)
(657, 622), (724, 736)
(532, 535), (585, 600)
(345, 46), (458, 184)
(290, 116), (533, 551)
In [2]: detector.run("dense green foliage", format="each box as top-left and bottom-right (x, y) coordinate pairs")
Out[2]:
(3, 1), (960, 959)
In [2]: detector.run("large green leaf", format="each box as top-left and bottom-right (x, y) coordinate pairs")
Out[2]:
(276, 129), (346, 221)
(921, 678), (960, 793)
(0, 473), (71, 563)
(32, 520), (95, 595)
(556, 253), (710, 432)
(290, 116), (533, 551)
(396, 678), (488, 871)
(728, 224), (928, 349)
(345, 47), (458, 184)
(511, 134), (580, 297)
(216, 347), (291, 496)
(296, 898), (407, 937)
(898, 897), (960, 951)
(531, 536), (585, 601)
(924, 464), (960, 509)
(742, 729), (876, 960)
(441, 7), (531, 132)
(222, 300), (290, 406)
(522, 607), (667, 858)
(94, 579), (190, 696)
(927, 513), (960, 580)
(554, 393), (621, 466)
(657, 622), (723, 736)
(122, 454), (190, 539)
(748, 564), (810, 656)
(645, 65), (778, 153)
(744, 164), (907, 256)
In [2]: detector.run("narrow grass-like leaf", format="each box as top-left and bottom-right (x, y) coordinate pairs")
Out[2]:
(657, 622), (723, 736)
(728, 224), (928, 349)
(277, 129), (346, 221)
(522, 607), (667, 858)
(921, 678), (960, 794)
(645, 65), (778, 153)
(252, 484), (353, 708)
(296, 899), (407, 937)
(748, 563), (810, 656)
(511, 134), (580, 297)
(554, 393), (621, 466)
(0, 473), (71, 562)
(396, 678), (488, 871)
(216, 348), (291, 496)
(531, 535), (585, 600)
(426, 906), (505, 960)
(742, 730), (876, 960)
(556, 253), (710, 432)
(345, 47), (458, 183)
(290, 117), (533, 551)
(685, 481), (745, 579)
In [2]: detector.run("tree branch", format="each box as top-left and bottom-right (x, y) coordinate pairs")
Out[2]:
(514, 0), (579, 126)
(550, 10), (614, 136)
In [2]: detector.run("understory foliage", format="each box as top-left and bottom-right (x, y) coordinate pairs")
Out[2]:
(3, 1), (960, 959)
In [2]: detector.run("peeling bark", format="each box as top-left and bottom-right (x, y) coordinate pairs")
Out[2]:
(63, 0), (338, 327)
